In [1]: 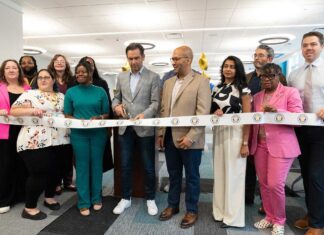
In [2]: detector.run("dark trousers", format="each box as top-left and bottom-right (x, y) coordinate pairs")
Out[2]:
(245, 156), (257, 203)
(295, 126), (324, 228)
(0, 126), (27, 207)
(20, 146), (58, 208)
(118, 127), (155, 200)
(164, 128), (202, 213)
(55, 144), (74, 187)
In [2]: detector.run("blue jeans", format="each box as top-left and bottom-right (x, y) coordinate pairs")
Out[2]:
(164, 128), (202, 213)
(118, 127), (155, 200)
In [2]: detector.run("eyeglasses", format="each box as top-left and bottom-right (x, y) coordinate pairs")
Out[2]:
(253, 53), (268, 59)
(37, 76), (52, 81)
(54, 60), (66, 64)
(260, 73), (277, 80)
(170, 57), (188, 62)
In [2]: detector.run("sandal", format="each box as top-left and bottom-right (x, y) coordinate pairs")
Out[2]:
(79, 208), (90, 216)
(93, 203), (102, 211)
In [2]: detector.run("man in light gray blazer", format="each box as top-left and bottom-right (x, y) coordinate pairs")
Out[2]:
(112, 43), (160, 216)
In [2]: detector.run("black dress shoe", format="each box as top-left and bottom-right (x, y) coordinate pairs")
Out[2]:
(44, 201), (61, 210)
(21, 209), (47, 220)
(220, 222), (242, 229)
(64, 184), (77, 192)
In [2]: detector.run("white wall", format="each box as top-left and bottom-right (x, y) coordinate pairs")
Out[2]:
(0, 0), (23, 62)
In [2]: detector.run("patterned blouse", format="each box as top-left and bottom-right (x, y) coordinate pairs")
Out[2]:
(14, 90), (70, 152)
(211, 82), (250, 114)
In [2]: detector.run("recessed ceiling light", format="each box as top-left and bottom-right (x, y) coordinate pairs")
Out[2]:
(151, 62), (169, 66)
(165, 33), (183, 39)
(102, 72), (119, 76)
(23, 46), (47, 55)
(242, 61), (254, 64)
(259, 37), (289, 45)
(124, 40), (156, 50)
(140, 42), (155, 50)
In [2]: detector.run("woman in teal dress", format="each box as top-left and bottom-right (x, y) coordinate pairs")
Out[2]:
(64, 62), (109, 216)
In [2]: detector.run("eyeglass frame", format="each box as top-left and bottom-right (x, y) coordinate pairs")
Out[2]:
(37, 76), (52, 81)
(170, 56), (188, 62)
(260, 73), (278, 80)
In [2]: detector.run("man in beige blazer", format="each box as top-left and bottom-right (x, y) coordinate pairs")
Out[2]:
(157, 46), (211, 228)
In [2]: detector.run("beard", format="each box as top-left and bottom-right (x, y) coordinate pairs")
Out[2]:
(23, 67), (37, 77)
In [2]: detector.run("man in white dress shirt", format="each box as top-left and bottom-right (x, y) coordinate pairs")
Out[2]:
(288, 31), (324, 235)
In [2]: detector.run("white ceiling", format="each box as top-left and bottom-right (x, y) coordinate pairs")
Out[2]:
(13, 0), (324, 78)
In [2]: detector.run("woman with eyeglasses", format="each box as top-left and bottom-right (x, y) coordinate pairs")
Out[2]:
(251, 63), (303, 235)
(211, 56), (251, 228)
(64, 62), (109, 216)
(48, 54), (76, 194)
(10, 69), (70, 220)
(0, 59), (30, 214)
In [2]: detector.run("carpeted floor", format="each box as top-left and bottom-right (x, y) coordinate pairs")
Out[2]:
(35, 192), (306, 235)
(0, 130), (307, 234)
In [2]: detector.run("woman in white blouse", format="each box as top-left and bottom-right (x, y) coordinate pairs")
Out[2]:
(10, 69), (69, 220)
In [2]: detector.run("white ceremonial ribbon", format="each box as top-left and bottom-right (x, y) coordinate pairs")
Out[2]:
(0, 113), (323, 128)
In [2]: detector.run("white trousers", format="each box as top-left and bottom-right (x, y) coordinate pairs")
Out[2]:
(212, 125), (247, 227)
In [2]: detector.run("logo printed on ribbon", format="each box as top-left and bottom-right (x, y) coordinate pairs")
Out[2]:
(99, 120), (106, 126)
(297, 114), (307, 124)
(153, 119), (160, 125)
(275, 114), (284, 122)
(32, 118), (39, 125)
(210, 115), (219, 125)
(134, 120), (142, 125)
(64, 120), (72, 127)
(253, 113), (262, 122)
(17, 118), (24, 124)
(190, 117), (199, 125)
(4, 116), (9, 123)
(171, 118), (180, 125)
(82, 120), (90, 127)
(231, 114), (241, 123)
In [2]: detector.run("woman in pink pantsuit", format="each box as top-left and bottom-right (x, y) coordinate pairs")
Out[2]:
(250, 63), (303, 235)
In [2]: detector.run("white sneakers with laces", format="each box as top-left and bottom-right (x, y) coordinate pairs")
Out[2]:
(113, 198), (158, 216)
(113, 199), (131, 214)
(147, 200), (158, 216)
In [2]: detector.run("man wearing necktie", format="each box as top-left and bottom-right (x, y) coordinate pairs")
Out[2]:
(288, 31), (324, 235)
(157, 46), (211, 228)
(112, 43), (160, 216)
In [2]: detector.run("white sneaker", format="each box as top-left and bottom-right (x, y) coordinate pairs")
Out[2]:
(113, 199), (131, 214)
(254, 218), (273, 229)
(0, 206), (10, 214)
(147, 200), (158, 216)
(272, 224), (285, 235)
(163, 184), (169, 193)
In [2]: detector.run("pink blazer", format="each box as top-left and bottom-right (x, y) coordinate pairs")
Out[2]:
(250, 83), (303, 158)
(0, 82), (30, 139)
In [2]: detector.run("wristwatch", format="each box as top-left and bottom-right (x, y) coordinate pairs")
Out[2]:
(242, 141), (248, 146)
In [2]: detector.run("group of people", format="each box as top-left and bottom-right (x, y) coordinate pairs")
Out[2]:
(0, 31), (323, 235)
(0, 55), (114, 219)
